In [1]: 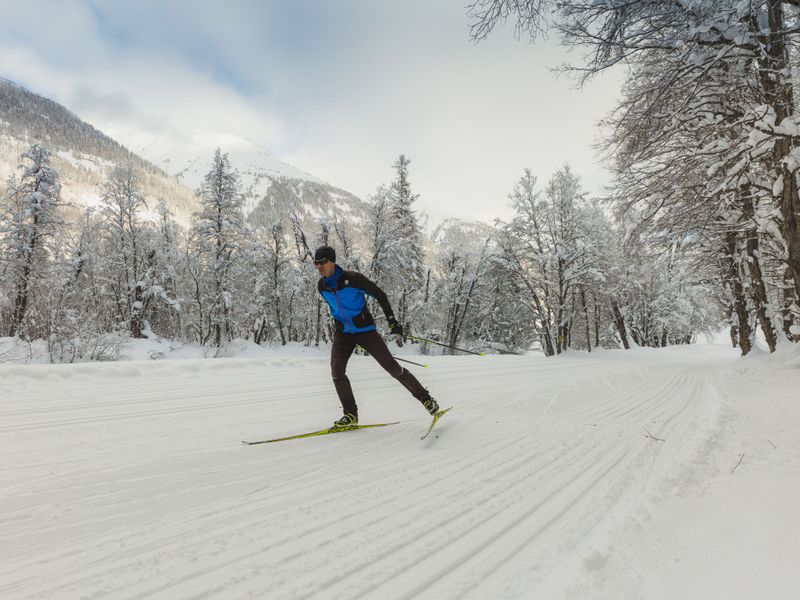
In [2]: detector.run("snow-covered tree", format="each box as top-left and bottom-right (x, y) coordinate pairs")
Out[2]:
(44, 208), (127, 362)
(387, 155), (426, 330)
(143, 199), (183, 339)
(469, 0), (800, 349)
(482, 249), (540, 354)
(249, 223), (292, 345)
(429, 220), (493, 354)
(366, 185), (396, 283)
(97, 165), (152, 338)
(0, 144), (64, 338)
(188, 148), (244, 348)
(286, 207), (327, 345)
(495, 167), (592, 355)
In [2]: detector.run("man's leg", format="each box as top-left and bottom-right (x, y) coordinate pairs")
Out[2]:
(331, 331), (358, 416)
(359, 330), (431, 401)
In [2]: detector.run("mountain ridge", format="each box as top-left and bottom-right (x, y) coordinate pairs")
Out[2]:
(0, 77), (369, 232)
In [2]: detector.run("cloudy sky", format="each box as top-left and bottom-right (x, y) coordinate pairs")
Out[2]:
(0, 1), (623, 223)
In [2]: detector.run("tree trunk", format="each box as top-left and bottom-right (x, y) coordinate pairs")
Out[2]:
(254, 318), (268, 345)
(741, 192), (777, 352)
(10, 263), (32, 337)
(130, 282), (145, 338)
(541, 329), (555, 356)
(610, 299), (630, 350)
(723, 231), (753, 356)
(274, 303), (286, 345)
(783, 272), (799, 341)
(9, 210), (40, 337)
(593, 293), (601, 348)
(580, 286), (591, 352)
(761, 1), (800, 332)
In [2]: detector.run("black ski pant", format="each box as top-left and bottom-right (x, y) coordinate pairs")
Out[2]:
(331, 329), (429, 417)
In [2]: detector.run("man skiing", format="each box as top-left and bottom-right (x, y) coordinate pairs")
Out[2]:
(314, 245), (439, 426)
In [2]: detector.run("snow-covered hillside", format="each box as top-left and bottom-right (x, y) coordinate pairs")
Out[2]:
(0, 79), (198, 225)
(1, 342), (797, 599)
(142, 135), (322, 194)
(0, 79), (369, 231)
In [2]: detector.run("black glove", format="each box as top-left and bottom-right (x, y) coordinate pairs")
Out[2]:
(387, 317), (404, 336)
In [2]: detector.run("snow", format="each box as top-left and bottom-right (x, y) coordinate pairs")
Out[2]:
(1, 342), (798, 599)
(145, 136), (324, 206)
(55, 150), (114, 174)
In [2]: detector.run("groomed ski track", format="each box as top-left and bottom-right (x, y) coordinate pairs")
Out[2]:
(0, 346), (743, 598)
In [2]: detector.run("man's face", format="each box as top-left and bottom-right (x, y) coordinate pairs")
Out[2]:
(314, 258), (335, 277)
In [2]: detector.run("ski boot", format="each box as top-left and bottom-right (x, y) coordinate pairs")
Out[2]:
(333, 413), (358, 428)
(422, 398), (440, 415)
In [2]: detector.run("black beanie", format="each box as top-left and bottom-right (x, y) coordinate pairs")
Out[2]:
(314, 245), (336, 263)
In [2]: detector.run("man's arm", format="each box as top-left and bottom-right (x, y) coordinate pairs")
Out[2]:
(347, 272), (404, 335)
(348, 272), (395, 320)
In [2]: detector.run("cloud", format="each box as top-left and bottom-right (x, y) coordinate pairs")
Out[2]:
(0, 1), (623, 224)
(0, 18), (290, 171)
(281, 7), (623, 222)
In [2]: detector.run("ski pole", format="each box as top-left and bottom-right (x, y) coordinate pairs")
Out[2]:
(357, 344), (429, 368)
(393, 356), (429, 368)
(404, 334), (485, 356)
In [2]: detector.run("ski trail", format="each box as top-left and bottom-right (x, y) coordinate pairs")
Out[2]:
(0, 351), (729, 600)
(307, 371), (695, 600)
(121, 371), (684, 599)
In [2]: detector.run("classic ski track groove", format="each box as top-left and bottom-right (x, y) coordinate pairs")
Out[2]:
(4, 370), (680, 592)
(397, 376), (706, 600)
(0, 357), (718, 600)
(0, 369), (492, 433)
(288, 371), (694, 599)
(3, 368), (679, 555)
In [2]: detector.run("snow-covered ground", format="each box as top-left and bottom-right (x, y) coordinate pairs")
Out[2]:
(1, 340), (798, 599)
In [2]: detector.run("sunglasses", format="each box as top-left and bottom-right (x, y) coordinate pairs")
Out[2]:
(313, 258), (329, 266)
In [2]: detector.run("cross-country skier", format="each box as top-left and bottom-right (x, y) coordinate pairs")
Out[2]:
(314, 245), (439, 426)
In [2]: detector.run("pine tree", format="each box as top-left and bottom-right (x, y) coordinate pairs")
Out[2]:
(190, 148), (244, 348)
(387, 155), (425, 330)
(0, 144), (64, 338)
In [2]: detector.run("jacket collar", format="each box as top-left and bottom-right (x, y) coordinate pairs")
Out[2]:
(323, 265), (344, 286)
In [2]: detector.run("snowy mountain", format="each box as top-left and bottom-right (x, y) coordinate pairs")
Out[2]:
(246, 176), (370, 229)
(141, 135), (371, 230)
(0, 78), (369, 231)
(141, 134), (321, 191)
(0, 77), (197, 223)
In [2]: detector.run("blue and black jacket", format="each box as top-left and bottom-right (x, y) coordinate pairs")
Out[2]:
(317, 266), (395, 334)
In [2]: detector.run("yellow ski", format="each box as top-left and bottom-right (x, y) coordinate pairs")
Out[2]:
(242, 422), (398, 445)
(421, 406), (453, 440)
